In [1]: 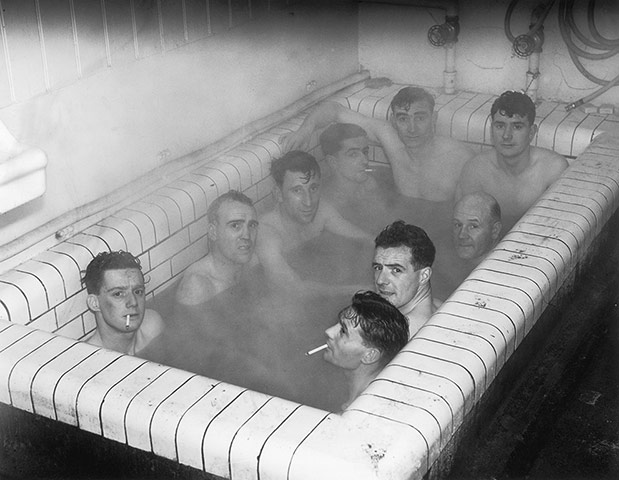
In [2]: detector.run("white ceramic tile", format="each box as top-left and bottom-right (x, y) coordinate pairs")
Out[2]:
(125, 201), (171, 244)
(149, 228), (190, 269)
(500, 230), (572, 274)
(0, 322), (33, 353)
(143, 193), (183, 234)
(0, 270), (47, 319)
(30, 341), (98, 420)
(571, 114), (607, 157)
(150, 375), (221, 462)
(256, 405), (332, 480)
(535, 107), (570, 151)
(144, 260), (172, 293)
(170, 236), (208, 276)
(363, 378), (454, 447)
(202, 389), (276, 476)
(170, 179), (208, 220)
(0, 279), (33, 324)
(66, 233), (110, 259)
(223, 151), (261, 187)
(229, 396), (302, 480)
(435, 95), (475, 138)
(96, 216), (143, 255)
(55, 290), (88, 329)
(75, 354), (148, 436)
(479, 257), (552, 304)
(377, 362), (465, 426)
(175, 382), (250, 472)
(393, 349), (476, 413)
(450, 93), (493, 142)
(9, 334), (76, 413)
(0, 302), (9, 322)
(28, 310), (57, 332)
(0, 327), (52, 404)
(532, 199), (598, 247)
(553, 108), (587, 157)
(429, 306), (512, 365)
(413, 326), (497, 392)
(156, 186), (196, 226)
(112, 208), (157, 250)
(55, 315), (86, 340)
(561, 170), (618, 206)
(53, 347), (122, 426)
(100, 361), (171, 443)
(81, 224), (127, 253)
(32, 251), (79, 298)
(184, 172), (223, 205)
(16, 260), (65, 310)
(188, 216), (209, 243)
(201, 160), (243, 192)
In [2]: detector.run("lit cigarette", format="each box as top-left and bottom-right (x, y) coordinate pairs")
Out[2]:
(125, 314), (131, 329)
(305, 344), (328, 356)
(364, 167), (374, 172)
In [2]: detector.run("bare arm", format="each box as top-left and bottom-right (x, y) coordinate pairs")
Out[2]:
(281, 102), (421, 197)
(175, 272), (217, 306)
(256, 225), (369, 297)
(322, 201), (374, 243)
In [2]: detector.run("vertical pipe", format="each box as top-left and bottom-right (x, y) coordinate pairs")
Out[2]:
(100, 0), (112, 67)
(527, 51), (541, 102)
(34, 0), (51, 91)
(157, 0), (165, 52)
(0, 0), (16, 102)
(444, 42), (456, 94)
(69, 0), (83, 79)
(206, 0), (212, 37)
(130, 0), (139, 59)
(182, 0), (189, 42)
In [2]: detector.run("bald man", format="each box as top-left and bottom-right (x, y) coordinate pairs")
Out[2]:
(452, 192), (502, 266)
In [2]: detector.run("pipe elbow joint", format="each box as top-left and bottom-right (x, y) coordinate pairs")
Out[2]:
(427, 15), (460, 47)
(513, 29), (544, 58)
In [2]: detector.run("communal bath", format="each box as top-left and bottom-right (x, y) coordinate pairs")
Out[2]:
(1, 2), (619, 480)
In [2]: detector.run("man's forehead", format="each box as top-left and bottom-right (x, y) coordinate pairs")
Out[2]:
(283, 170), (320, 186)
(374, 245), (413, 265)
(393, 100), (433, 115)
(219, 201), (257, 221)
(102, 268), (144, 285)
(492, 111), (530, 124)
(340, 136), (369, 150)
(454, 198), (490, 222)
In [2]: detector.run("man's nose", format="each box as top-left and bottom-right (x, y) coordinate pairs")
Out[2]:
(325, 325), (337, 339)
(126, 292), (138, 307)
(376, 269), (388, 285)
(502, 125), (513, 139)
(458, 227), (468, 239)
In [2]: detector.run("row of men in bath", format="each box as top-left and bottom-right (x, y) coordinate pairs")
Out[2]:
(82, 88), (567, 410)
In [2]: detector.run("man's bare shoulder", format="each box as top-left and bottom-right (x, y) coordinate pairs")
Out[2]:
(175, 268), (217, 305)
(532, 146), (569, 170)
(433, 135), (475, 155)
(136, 309), (164, 352)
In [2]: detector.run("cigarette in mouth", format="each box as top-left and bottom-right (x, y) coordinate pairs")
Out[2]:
(305, 344), (328, 356)
(125, 314), (131, 329)
(364, 167), (374, 172)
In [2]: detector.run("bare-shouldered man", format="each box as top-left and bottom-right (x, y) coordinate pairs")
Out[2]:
(82, 251), (164, 356)
(257, 150), (374, 297)
(175, 190), (258, 306)
(456, 91), (568, 231)
(282, 86), (474, 202)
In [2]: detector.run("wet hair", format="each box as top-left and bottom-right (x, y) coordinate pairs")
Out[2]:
(374, 220), (436, 269)
(82, 250), (143, 294)
(340, 290), (409, 365)
(270, 150), (320, 187)
(319, 123), (368, 156)
(207, 190), (254, 224)
(390, 86), (435, 113)
(490, 91), (536, 125)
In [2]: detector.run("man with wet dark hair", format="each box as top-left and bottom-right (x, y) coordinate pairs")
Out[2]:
(323, 290), (409, 410)
(256, 150), (373, 297)
(373, 220), (438, 339)
(456, 90), (568, 231)
(175, 190), (259, 305)
(318, 123), (387, 222)
(82, 250), (163, 355)
(281, 85), (474, 201)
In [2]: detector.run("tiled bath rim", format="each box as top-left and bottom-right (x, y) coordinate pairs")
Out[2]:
(1, 80), (619, 480)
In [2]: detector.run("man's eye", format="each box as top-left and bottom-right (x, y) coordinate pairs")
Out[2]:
(112, 291), (123, 297)
(310, 185), (319, 192)
(372, 265), (382, 271)
(391, 268), (402, 274)
(230, 222), (241, 229)
(134, 288), (145, 296)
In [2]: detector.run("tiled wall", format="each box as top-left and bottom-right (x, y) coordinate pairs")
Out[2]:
(1, 81), (619, 480)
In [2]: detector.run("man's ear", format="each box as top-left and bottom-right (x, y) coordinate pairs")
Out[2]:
(272, 184), (283, 204)
(419, 266), (432, 285)
(491, 220), (503, 240)
(207, 221), (217, 242)
(529, 123), (538, 142)
(87, 294), (100, 312)
(361, 346), (381, 365)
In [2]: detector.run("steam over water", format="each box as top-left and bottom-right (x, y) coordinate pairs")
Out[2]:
(144, 166), (475, 412)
